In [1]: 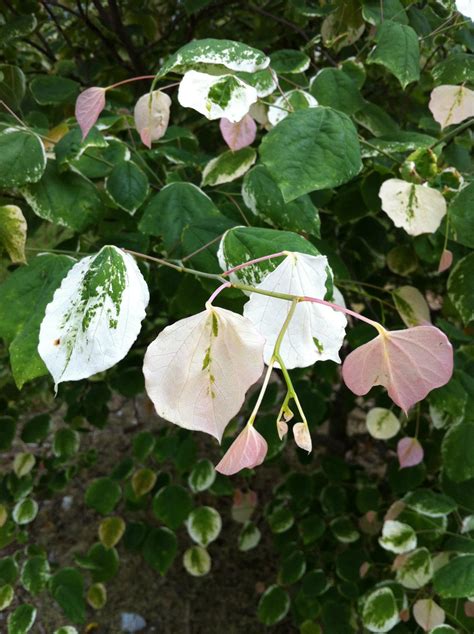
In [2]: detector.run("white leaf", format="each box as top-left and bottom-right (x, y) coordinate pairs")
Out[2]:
(178, 71), (257, 122)
(268, 90), (318, 127)
(393, 285), (431, 327)
(38, 246), (149, 388)
(379, 520), (417, 554)
(143, 306), (265, 442)
(429, 85), (474, 129)
(413, 599), (445, 632)
(134, 90), (171, 148)
(293, 422), (312, 451)
(243, 252), (347, 369)
(456, 0), (474, 21)
(366, 408), (401, 440)
(379, 179), (447, 236)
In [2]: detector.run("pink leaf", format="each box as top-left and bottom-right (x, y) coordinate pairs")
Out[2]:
(215, 425), (267, 476)
(342, 325), (453, 413)
(293, 422), (312, 452)
(75, 87), (106, 139)
(397, 437), (424, 468)
(438, 249), (453, 273)
(220, 114), (257, 151)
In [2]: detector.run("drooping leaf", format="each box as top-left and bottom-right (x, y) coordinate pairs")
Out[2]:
(448, 253), (474, 324)
(243, 253), (346, 368)
(0, 205), (27, 263)
(366, 408), (401, 440)
(105, 161), (149, 214)
(133, 90), (171, 148)
(368, 20), (420, 88)
(429, 85), (474, 129)
(216, 424), (268, 475)
(260, 107), (362, 202)
(342, 325), (453, 413)
(379, 179), (447, 236)
(0, 127), (46, 188)
(157, 38), (269, 77)
(413, 599), (445, 631)
(178, 71), (257, 122)
(75, 87), (106, 140)
(22, 161), (104, 231)
(397, 437), (424, 468)
(143, 306), (264, 441)
(220, 114), (256, 150)
(38, 246), (149, 388)
(201, 147), (256, 186)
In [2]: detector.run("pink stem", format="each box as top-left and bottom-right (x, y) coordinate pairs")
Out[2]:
(301, 296), (383, 331)
(222, 251), (287, 277)
(207, 282), (232, 305)
(106, 75), (156, 90)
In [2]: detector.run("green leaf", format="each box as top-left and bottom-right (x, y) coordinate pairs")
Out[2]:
(0, 127), (46, 188)
(368, 21), (420, 88)
(270, 49), (310, 73)
(362, 587), (399, 633)
(22, 161), (103, 231)
(0, 205), (27, 263)
(21, 414), (51, 443)
(0, 584), (14, 610)
(448, 254), (474, 325)
(217, 225), (318, 285)
(21, 556), (50, 595)
(403, 489), (456, 517)
(396, 547), (433, 589)
(30, 75), (79, 105)
(13, 452), (35, 477)
(242, 165), (321, 236)
(0, 556), (19, 584)
(86, 582), (106, 609)
(183, 545), (211, 576)
(0, 15), (37, 44)
(12, 498), (38, 525)
(50, 568), (85, 624)
(152, 484), (192, 529)
(98, 516), (126, 549)
(7, 604), (36, 634)
(449, 182), (474, 249)
(53, 428), (80, 459)
(53, 628), (79, 634)
(433, 554), (474, 598)
(131, 468), (157, 497)
(442, 421), (474, 482)
(362, 0), (408, 25)
(83, 543), (119, 583)
(268, 507), (294, 534)
(0, 65), (25, 109)
(54, 126), (108, 167)
(85, 478), (121, 515)
(139, 182), (221, 252)
(310, 68), (365, 115)
(186, 506), (222, 546)
(142, 527), (177, 575)
(105, 161), (149, 214)
(260, 107), (362, 202)
(432, 54), (474, 84)
(202, 147), (256, 187)
(158, 38), (269, 77)
(188, 459), (216, 493)
(0, 254), (74, 388)
(330, 516), (360, 543)
(181, 216), (238, 274)
(278, 549), (306, 585)
(257, 585), (290, 625)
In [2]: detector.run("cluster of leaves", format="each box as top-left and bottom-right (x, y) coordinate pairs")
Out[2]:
(0, 0), (473, 632)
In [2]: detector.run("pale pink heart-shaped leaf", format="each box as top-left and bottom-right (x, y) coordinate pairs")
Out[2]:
(342, 325), (453, 413)
(293, 422), (312, 452)
(134, 90), (171, 149)
(215, 425), (267, 476)
(464, 601), (474, 618)
(220, 114), (257, 151)
(413, 599), (445, 631)
(75, 87), (106, 139)
(438, 249), (453, 273)
(397, 437), (424, 469)
(277, 419), (288, 440)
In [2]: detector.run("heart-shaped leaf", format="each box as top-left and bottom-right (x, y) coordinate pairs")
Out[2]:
(75, 87), (106, 139)
(215, 424), (267, 475)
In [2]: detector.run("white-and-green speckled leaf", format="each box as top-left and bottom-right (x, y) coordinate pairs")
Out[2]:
(0, 253), (75, 388)
(178, 71), (257, 122)
(396, 547), (433, 589)
(0, 127), (46, 188)
(362, 587), (400, 633)
(183, 546), (211, 576)
(379, 520), (417, 554)
(158, 38), (269, 77)
(402, 490), (456, 518)
(268, 90), (318, 127)
(201, 147), (256, 186)
(236, 68), (277, 98)
(448, 253), (474, 325)
(217, 225), (319, 285)
(0, 204), (27, 263)
(22, 161), (103, 232)
(366, 408), (401, 440)
(188, 459), (216, 493)
(38, 246), (149, 388)
(186, 506), (222, 547)
(238, 522), (261, 551)
(270, 49), (310, 74)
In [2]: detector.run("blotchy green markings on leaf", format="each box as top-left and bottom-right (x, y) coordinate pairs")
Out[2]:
(0, 127), (46, 188)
